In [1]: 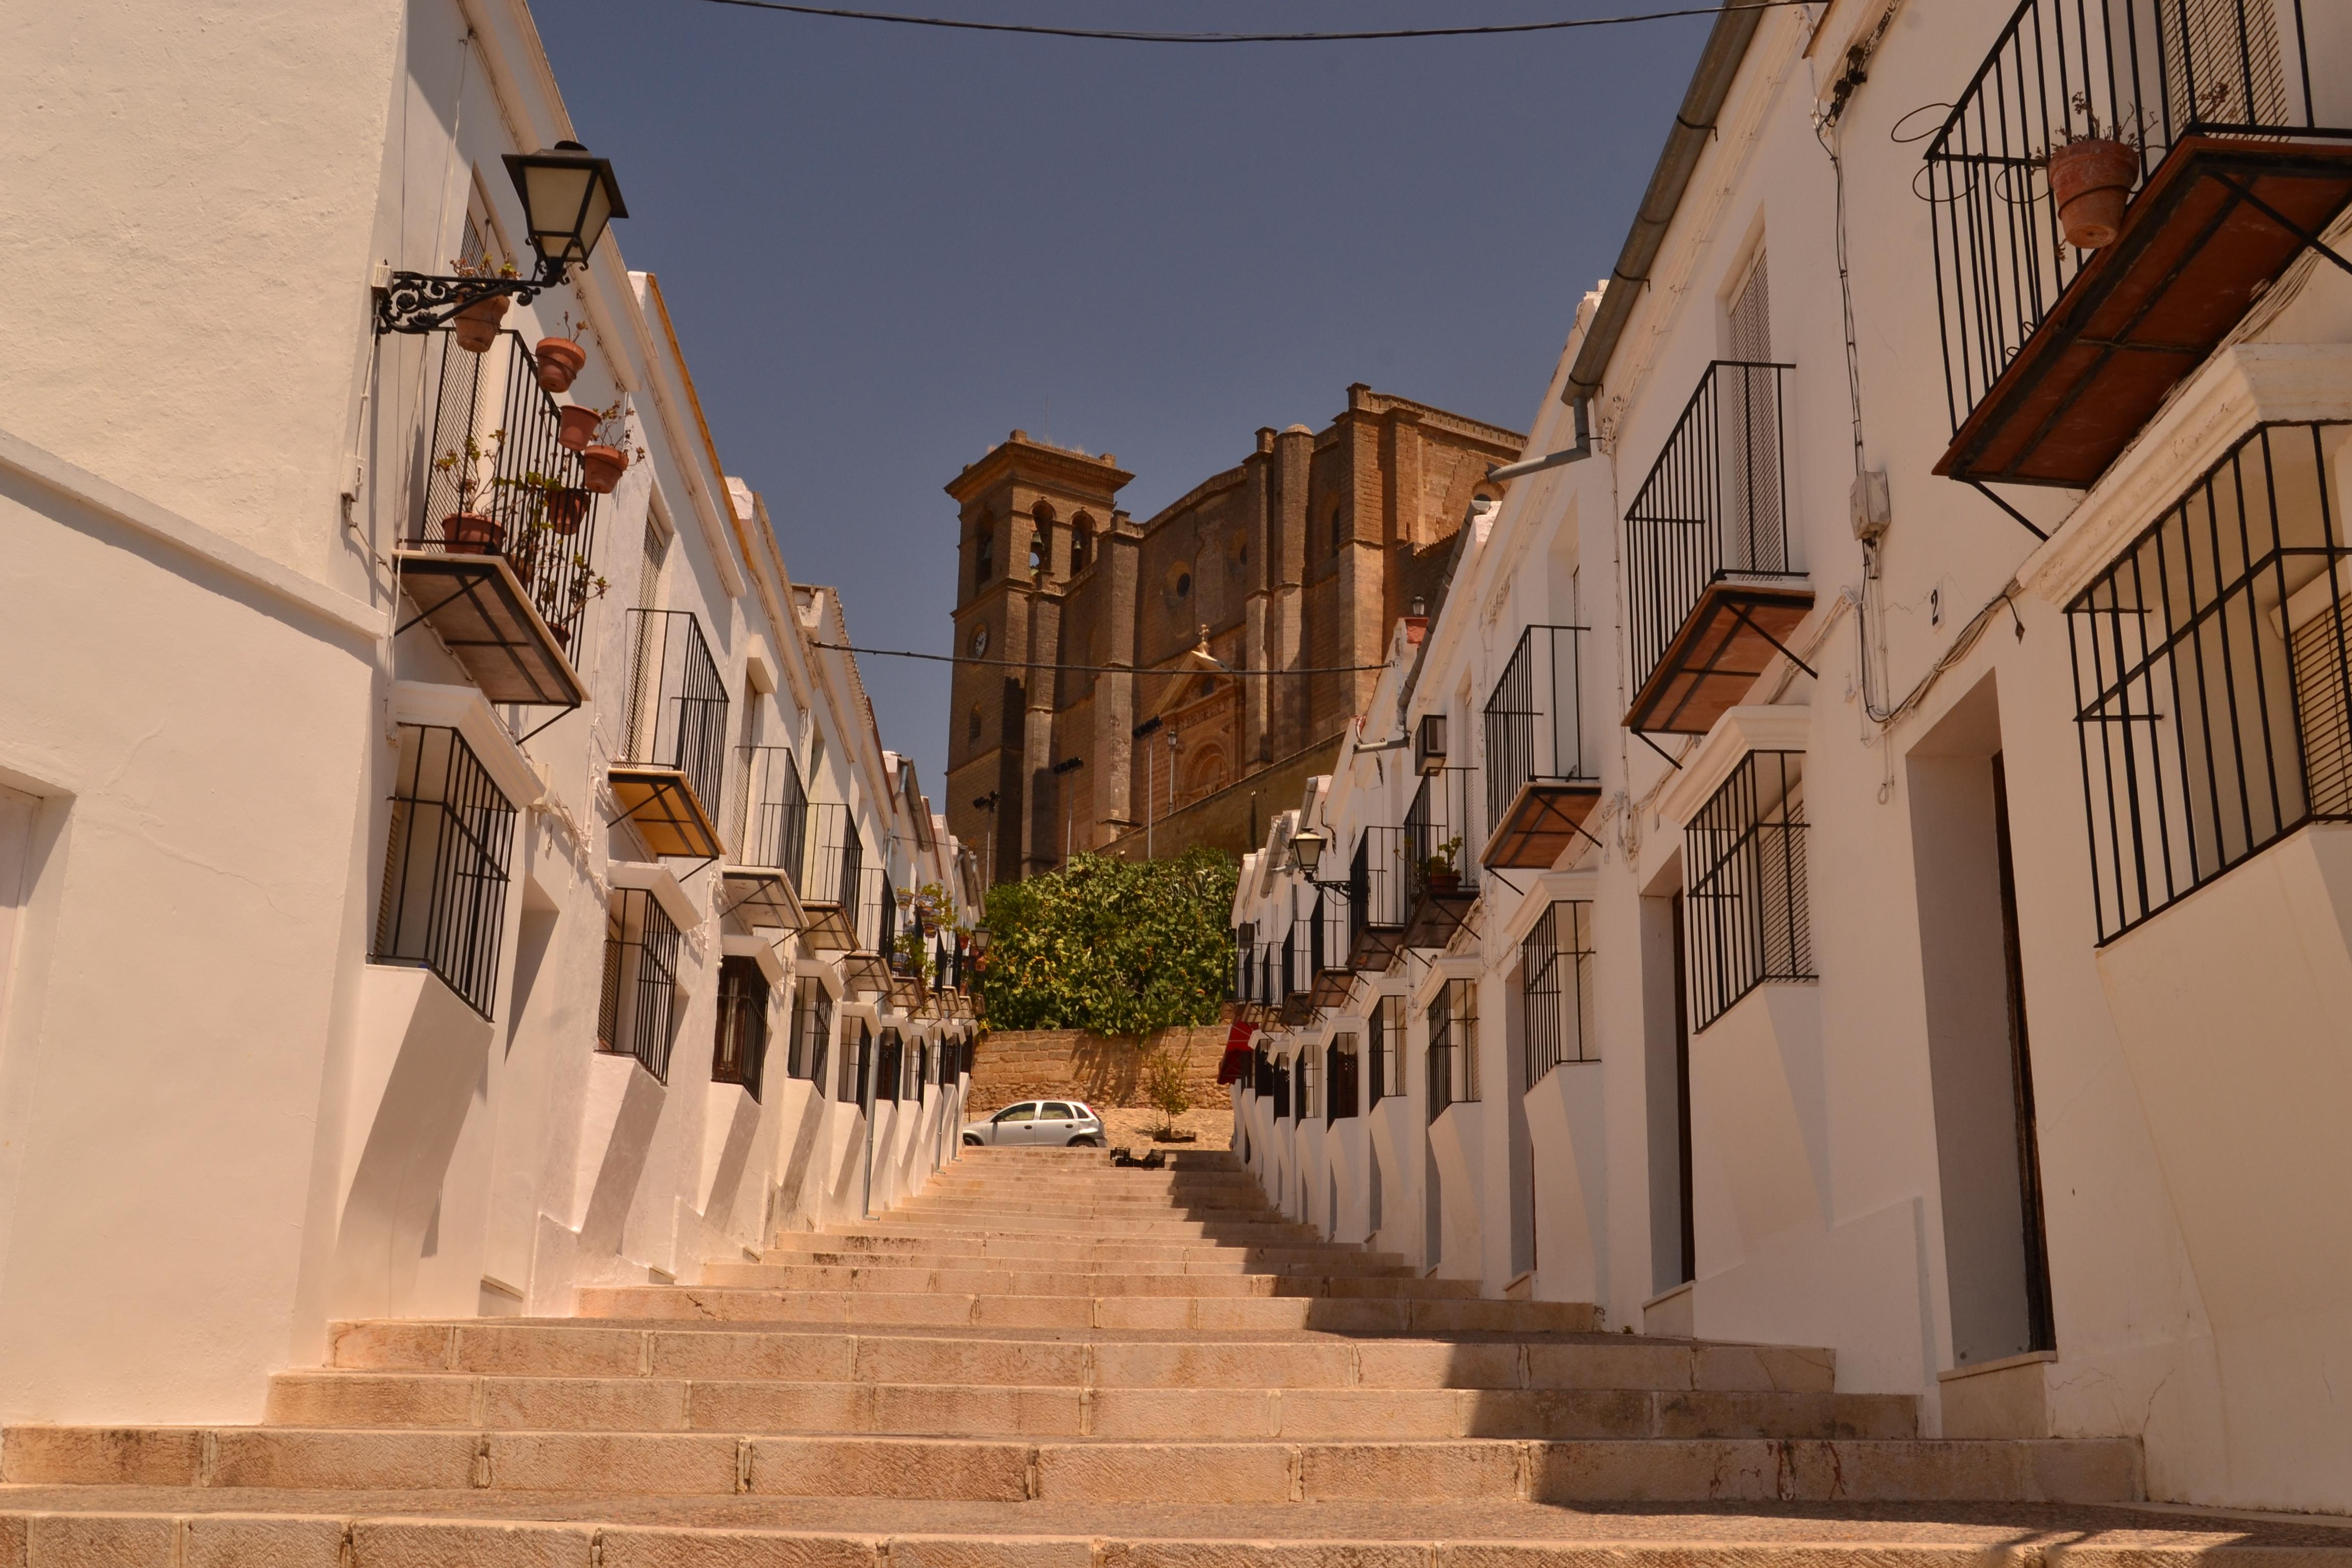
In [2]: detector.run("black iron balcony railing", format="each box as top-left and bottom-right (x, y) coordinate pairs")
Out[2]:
(1522, 900), (1597, 1087)
(373, 723), (519, 1018)
(1404, 766), (1480, 946)
(1925, 0), (2352, 487)
(400, 330), (600, 706)
(1624, 362), (1811, 736)
(729, 746), (808, 881)
(1483, 625), (1601, 868)
(1346, 826), (1407, 966)
(599, 886), (681, 1083)
(2069, 420), (2352, 940)
(797, 804), (864, 910)
(612, 609), (728, 858)
(712, 953), (770, 1100)
(1685, 750), (1814, 1031)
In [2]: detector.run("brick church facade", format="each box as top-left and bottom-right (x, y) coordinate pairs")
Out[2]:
(944, 384), (1524, 883)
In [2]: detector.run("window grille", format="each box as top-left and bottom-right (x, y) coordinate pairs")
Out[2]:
(840, 1019), (870, 1104)
(1272, 1054), (1292, 1120)
(2069, 421), (2352, 939)
(1684, 750), (1812, 1031)
(374, 724), (518, 1018)
(1368, 995), (1402, 1107)
(1522, 900), (1598, 1085)
(1426, 978), (1479, 1122)
(1328, 1035), (1360, 1122)
(1253, 1041), (1275, 1098)
(713, 954), (770, 1099)
(598, 886), (681, 1081)
(876, 1029), (903, 1103)
(788, 977), (831, 1082)
(1348, 827), (1407, 940)
(800, 804), (863, 908)
(1296, 1042), (1318, 1121)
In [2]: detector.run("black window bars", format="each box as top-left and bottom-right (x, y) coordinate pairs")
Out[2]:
(1347, 827), (1407, 953)
(840, 1019), (871, 1104)
(1368, 994), (1402, 1107)
(1624, 361), (1801, 699)
(2068, 420), (2352, 940)
(1426, 977), (1479, 1123)
(788, 977), (832, 1082)
(1271, 1052), (1293, 1120)
(800, 803), (865, 909)
(1522, 900), (1598, 1086)
(1923, 0), (2341, 442)
(374, 724), (519, 1018)
(1295, 1041), (1318, 1120)
(599, 886), (682, 1082)
(1328, 1034), (1360, 1122)
(713, 954), (770, 1099)
(876, 1030), (903, 1104)
(1685, 750), (1814, 1031)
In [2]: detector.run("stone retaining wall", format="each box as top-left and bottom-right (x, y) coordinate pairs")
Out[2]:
(969, 1021), (1231, 1113)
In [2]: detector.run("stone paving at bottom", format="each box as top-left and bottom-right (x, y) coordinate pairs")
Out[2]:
(3, 1146), (2345, 1565)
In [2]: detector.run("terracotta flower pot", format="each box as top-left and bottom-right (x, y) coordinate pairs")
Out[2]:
(580, 444), (627, 495)
(1425, 870), (1462, 897)
(557, 404), (602, 452)
(452, 293), (510, 353)
(443, 511), (504, 553)
(544, 487), (591, 534)
(534, 336), (587, 394)
(2048, 138), (2139, 250)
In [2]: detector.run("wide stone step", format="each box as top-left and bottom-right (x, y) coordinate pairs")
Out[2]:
(895, 1197), (1281, 1219)
(325, 1322), (1833, 1393)
(692, 1262), (1481, 1298)
(759, 1248), (1413, 1278)
(776, 1231), (1397, 1268)
(575, 1286), (1606, 1334)
(261, 1371), (1918, 1441)
(21, 1493), (2336, 1568)
(853, 1216), (1323, 1240)
(0, 1427), (2141, 1504)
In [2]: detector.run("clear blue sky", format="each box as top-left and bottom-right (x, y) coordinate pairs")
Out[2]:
(536, 0), (1714, 793)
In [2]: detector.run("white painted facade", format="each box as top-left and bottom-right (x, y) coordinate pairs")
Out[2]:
(0, 0), (978, 1425)
(1234, 0), (2352, 1514)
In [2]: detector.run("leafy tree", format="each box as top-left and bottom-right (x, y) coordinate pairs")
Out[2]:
(975, 848), (1238, 1036)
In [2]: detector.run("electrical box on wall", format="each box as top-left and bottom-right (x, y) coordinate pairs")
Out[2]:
(1851, 470), (1892, 545)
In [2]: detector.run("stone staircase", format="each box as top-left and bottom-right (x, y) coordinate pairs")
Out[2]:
(4, 1145), (2336, 1564)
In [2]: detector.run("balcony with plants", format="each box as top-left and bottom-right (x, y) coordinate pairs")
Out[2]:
(396, 325), (626, 708)
(1403, 764), (1481, 949)
(1924, 0), (2352, 488)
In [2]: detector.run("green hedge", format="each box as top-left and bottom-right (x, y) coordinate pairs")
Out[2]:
(975, 848), (1238, 1036)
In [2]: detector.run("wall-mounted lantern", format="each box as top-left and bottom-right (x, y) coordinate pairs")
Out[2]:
(376, 141), (629, 335)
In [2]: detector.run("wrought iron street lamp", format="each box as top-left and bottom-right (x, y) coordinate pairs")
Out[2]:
(1288, 827), (1328, 877)
(376, 140), (629, 335)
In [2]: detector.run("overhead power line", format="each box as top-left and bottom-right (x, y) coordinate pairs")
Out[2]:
(681, 0), (1814, 44)
(813, 642), (1392, 675)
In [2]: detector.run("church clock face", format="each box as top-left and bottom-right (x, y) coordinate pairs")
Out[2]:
(969, 625), (989, 658)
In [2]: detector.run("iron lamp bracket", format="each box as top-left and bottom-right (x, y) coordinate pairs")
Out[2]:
(374, 263), (570, 336)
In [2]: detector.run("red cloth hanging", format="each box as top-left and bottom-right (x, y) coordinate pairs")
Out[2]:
(1216, 1017), (1257, 1085)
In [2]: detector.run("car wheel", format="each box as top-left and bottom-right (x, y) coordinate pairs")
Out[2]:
(1067, 1135), (1099, 1147)
(963, 1133), (983, 1146)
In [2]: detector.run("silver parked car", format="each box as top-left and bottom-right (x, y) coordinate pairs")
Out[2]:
(963, 1099), (1104, 1147)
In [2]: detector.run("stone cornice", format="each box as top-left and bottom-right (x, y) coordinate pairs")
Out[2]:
(946, 435), (1132, 504)
(2021, 344), (2352, 608)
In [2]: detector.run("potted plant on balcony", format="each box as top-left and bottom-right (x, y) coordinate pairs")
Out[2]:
(449, 257), (521, 352)
(535, 556), (609, 647)
(580, 405), (636, 495)
(433, 430), (507, 553)
(2045, 94), (2142, 251)
(498, 470), (592, 536)
(534, 313), (589, 394)
(557, 402), (603, 452)
(1420, 837), (1464, 897)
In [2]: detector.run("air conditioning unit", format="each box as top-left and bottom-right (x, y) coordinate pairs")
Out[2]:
(1414, 714), (1448, 776)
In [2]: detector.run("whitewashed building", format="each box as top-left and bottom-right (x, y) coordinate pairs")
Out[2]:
(0, 0), (979, 1426)
(1235, 0), (2352, 1514)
